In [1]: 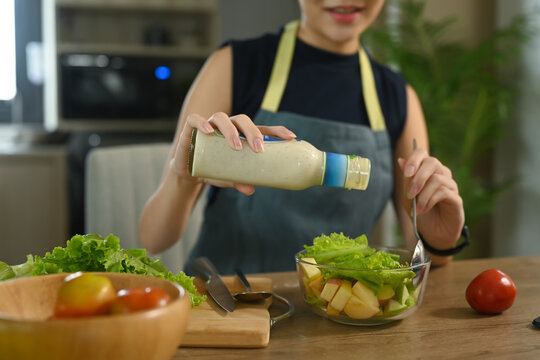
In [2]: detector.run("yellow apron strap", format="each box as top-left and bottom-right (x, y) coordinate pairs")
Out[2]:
(261, 20), (299, 112)
(359, 47), (386, 131)
(261, 20), (386, 132)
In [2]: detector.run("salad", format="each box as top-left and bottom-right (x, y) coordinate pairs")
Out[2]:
(0, 233), (205, 307)
(298, 233), (421, 320)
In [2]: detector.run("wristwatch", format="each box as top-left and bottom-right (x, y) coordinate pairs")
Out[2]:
(419, 225), (471, 256)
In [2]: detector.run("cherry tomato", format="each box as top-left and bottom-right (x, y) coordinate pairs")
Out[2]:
(54, 272), (117, 318)
(110, 286), (172, 314)
(465, 269), (516, 314)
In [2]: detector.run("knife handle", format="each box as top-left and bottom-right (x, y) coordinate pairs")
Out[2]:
(189, 257), (218, 281)
(234, 268), (252, 292)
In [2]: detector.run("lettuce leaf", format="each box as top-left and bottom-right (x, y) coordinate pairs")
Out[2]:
(304, 233), (375, 263)
(0, 261), (16, 280)
(0, 234), (205, 307)
(301, 233), (415, 293)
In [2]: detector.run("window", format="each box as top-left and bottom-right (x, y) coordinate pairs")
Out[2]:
(0, 0), (16, 101)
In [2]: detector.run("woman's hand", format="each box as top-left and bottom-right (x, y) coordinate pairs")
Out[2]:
(398, 147), (465, 251)
(170, 112), (296, 195)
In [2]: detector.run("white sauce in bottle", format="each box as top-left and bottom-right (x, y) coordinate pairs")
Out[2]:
(188, 130), (370, 191)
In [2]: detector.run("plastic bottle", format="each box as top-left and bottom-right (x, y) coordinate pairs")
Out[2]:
(188, 129), (370, 191)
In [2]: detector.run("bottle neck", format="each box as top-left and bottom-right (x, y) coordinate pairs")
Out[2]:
(322, 153), (370, 190)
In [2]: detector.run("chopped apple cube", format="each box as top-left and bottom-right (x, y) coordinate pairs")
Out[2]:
(344, 295), (381, 319)
(320, 278), (342, 302)
(302, 276), (314, 296)
(411, 284), (422, 302)
(308, 274), (324, 298)
(377, 284), (395, 306)
(329, 280), (352, 311)
(326, 304), (341, 316)
(351, 281), (379, 309)
(394, 284), (410, 305)
(383, 299), (407, 317)
(299, 257), (321, 280)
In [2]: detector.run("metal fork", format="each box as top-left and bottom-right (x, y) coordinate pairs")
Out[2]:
(410, 138), (426, 267)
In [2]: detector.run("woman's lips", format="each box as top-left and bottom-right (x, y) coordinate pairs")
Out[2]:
(327, 6), (362, 23)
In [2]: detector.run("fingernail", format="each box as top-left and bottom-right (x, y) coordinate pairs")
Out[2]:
(405, 165), (415, 177)
(254, 138), (264, 153)
(408, 184), (418, 197)
(288, 131), (297, 138)
(203, 122), (214, 133)
(233, 137), (243, 150)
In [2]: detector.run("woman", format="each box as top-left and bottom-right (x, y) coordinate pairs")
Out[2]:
(139, 0), (466, 274)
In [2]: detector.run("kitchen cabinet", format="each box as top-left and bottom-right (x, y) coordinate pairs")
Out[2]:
(42, 0), (219, 132)
(0, 144), (69, 264)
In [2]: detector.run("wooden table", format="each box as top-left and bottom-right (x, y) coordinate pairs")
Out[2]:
(174, 256), (540, 359)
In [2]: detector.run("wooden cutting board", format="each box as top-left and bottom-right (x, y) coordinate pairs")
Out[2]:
(181, 275), (274, 348)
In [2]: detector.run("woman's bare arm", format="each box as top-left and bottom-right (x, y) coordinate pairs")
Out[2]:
(138, 45), (296, 254)
(393, 85), (465, 266)
(138, 46), (233, 254)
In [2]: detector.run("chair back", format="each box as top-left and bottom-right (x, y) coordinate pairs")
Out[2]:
(85, 143), (205, 272)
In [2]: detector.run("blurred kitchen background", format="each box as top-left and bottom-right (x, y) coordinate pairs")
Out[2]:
(1, 0), (539, 267)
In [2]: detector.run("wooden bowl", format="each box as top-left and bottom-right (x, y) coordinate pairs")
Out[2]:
(0, 272), (191, 360)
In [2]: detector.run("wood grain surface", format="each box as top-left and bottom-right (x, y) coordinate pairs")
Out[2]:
(182, 276), (273, 348)
(175, 256), (540, 359)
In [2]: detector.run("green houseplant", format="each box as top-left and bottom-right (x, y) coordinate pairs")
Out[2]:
(364, 0), (529, 257)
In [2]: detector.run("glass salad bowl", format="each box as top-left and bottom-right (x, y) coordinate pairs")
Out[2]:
(295, 242), (431, 326)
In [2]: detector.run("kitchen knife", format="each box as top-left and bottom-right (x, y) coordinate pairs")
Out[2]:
(189, 257), (236, 312)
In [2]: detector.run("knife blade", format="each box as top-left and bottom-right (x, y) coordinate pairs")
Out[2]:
(189, 257), (236, 312)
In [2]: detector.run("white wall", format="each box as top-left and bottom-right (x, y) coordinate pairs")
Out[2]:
(493, 0), (540, 256)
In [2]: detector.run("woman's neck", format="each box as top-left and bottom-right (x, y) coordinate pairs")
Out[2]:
(297, 26), (360, 55)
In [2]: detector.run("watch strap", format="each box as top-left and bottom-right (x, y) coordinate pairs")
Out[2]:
(419, 225), (471, 256)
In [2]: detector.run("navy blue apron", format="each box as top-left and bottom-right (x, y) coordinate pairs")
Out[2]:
(189, 21), (393, 274)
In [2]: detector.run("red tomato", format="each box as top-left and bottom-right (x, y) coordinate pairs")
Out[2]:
(54, 272), (117, 318)
(110, 286), (172, 314)
(465, 269), (516, 314)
